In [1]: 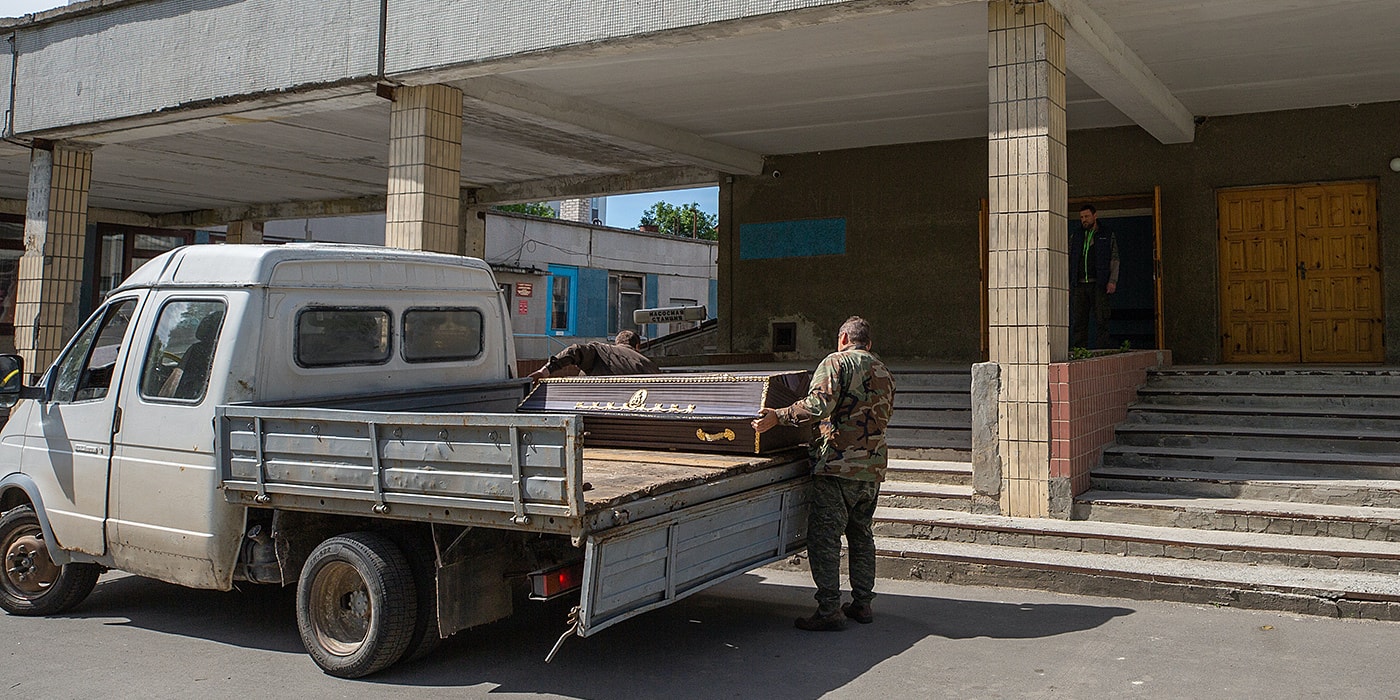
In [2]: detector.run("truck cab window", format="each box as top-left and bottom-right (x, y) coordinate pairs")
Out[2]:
(402, 308), (483, 362)
(51, 299), (137, 403)
(296, 308), (391, 367)
(140, 300), (227, 401)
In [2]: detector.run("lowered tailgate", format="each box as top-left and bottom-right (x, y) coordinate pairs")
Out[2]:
(575, 474), (809, 637)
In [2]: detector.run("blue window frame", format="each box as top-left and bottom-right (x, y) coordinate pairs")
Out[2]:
(547, 265), (578, 336)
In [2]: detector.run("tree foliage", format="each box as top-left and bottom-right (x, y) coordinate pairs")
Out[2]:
(494, 202), (557, 218)
(638, 201), (717, 240)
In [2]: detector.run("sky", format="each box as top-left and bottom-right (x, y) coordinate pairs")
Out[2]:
(1, 0), (60, 16)
(0, 0), (720, 228)
(604, 187), (718, 229)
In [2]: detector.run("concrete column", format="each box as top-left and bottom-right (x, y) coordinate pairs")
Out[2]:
(386, 84), (463, 254)
(15, 144), (92, 374)
(225, 220), (264, 244)
(460, 202), (486, 259)
(986, 1), (1068, 517)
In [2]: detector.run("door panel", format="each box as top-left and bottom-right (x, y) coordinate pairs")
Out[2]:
(1219, 182), (1382, 363)
(1219, 188), (1298, 362)
(1295, 183), (1383, 362)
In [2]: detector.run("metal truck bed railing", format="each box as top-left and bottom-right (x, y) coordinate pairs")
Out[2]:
(217, 405), (586, 536)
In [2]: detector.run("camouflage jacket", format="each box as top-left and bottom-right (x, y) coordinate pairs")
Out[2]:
(776, 348), (895, 481)
(545, 342), (659, 376)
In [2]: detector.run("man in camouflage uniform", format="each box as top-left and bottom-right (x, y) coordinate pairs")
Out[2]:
(753, 316), (895, 631)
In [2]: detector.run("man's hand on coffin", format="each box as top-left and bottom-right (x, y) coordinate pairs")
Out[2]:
(752, 407), (780, 434)
(528, 367), (550, 385)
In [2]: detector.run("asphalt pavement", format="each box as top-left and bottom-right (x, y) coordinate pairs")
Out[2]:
(3, 567), (1398, 699)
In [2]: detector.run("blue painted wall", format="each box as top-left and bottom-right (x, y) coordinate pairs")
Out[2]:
(739, 218), (846, 260)
(645, 273), (659, 339)
(576, 267), (609, 338)
(708, 279), (718, 320)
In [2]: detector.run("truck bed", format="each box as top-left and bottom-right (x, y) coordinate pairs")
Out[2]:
(216, 404), (809, 540)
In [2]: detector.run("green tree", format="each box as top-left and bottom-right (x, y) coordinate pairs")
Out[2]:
(638, 201), (718, 240)
(494, 202), (557, 218)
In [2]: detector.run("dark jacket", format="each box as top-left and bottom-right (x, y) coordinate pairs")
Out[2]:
(1069, 224), (1118, 288)
(544, 341), (659, 376)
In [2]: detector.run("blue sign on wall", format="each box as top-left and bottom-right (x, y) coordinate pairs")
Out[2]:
(739, 218), (846, 260)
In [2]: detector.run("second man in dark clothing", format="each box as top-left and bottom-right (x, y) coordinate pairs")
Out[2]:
(1069, 203), (1120, 349)
(528, 329), (659, 382)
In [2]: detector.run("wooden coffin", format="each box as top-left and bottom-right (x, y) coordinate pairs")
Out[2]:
(517, 370), (812, 454)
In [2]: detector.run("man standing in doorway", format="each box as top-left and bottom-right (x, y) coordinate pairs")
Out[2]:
(752, 316), (895, 631)
(1069, 204), (1120, 349)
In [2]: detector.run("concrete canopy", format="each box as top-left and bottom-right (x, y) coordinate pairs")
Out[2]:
(0, 0), (1397, 219)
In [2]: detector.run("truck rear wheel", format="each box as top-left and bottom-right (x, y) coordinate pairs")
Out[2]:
(0, 505), (100, 616)
(296, 532), (417, 678)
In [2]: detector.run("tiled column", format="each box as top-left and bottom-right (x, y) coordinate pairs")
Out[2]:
(987, 1), (1068, 517)
(225, 220), (264, 244)
(386, 84), (463, 254)
(15, 144), (91, 375)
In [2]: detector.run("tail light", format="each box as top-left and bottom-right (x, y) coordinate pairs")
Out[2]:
(529, 561), (584, 600)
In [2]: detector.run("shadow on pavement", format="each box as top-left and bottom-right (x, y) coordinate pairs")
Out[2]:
(377, 573), (1135, 697)
(63, 573), (304, 655)
(60, 570), (1133, 697)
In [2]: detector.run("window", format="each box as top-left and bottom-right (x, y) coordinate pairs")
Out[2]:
(51, 299), (138, 403)
(296, 308), (391, 367)
(402, 308), (484, 362)
(547, 266), (578, 335)
(608, 274), (644, 335)
(140, 300), (227, 402)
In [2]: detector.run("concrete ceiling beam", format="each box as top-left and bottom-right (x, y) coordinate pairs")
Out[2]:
(1048, 0), (1195, 144)
(456, 76), (765, 176)
(152, 194), (387, 229)
(471, 165), (720, 206)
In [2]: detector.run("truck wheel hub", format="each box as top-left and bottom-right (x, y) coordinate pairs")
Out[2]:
(5, 532), (58, 595)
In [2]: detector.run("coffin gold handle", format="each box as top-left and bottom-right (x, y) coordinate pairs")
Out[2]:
(696, 428), (736, 442)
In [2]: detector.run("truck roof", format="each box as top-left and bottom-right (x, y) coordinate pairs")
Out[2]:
(114, 242), (499, 293)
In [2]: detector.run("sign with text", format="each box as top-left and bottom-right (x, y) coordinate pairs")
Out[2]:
(515, 282), (533, 297)
(633, 305), (707, 325)
(518, 299), (529, 315)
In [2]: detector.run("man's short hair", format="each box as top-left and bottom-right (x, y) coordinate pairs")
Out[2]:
(614, 330), (641, 349)
(839, 316), (871, 347)
(1079, 203), (1097, 214)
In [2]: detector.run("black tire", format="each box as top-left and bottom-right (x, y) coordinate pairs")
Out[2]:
(0, 505), (101, 616)
(387, 531), (442, 663)
(296, 532), (418, 678)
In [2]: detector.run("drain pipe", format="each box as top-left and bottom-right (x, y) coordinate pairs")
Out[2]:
(2, 33), (28, 147)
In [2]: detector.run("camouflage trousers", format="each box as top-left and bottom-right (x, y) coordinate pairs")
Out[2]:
(807, 475), (880, 615)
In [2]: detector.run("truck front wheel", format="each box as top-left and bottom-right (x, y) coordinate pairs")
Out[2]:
(0, 505), (100, 616)
(296, 532), (418, 678)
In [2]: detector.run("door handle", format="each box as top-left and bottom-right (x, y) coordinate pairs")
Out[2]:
(1296, 261), (1306, 280)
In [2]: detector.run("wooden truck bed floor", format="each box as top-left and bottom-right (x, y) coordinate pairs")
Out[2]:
(580, 447), (809, 513)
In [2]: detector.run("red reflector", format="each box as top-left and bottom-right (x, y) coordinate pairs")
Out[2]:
(530, 562), (584, 600)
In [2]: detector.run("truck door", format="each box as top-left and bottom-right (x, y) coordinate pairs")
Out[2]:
(24, 297), (141, 556)
(108, 296), (243, 588)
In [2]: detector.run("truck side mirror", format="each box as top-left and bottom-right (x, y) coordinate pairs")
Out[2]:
(0, 354), (24, 407)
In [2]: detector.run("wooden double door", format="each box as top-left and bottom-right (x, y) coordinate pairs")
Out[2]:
(1218, 182), (1383, 363)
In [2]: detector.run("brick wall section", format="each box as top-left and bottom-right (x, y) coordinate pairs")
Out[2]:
(1050, 349), (1171, 495)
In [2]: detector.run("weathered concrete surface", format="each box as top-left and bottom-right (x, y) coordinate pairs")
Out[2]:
(4, 568), (1400, 698)
(971, 361), (1002, 515)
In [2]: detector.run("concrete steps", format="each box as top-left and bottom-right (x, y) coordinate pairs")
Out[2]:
(887, 458), (972, 485)
(870, 537), (1400, 621)
(853, 369), (1400, 621)
(1091, 466), (1400, 508)
(888, 368), (970, 459)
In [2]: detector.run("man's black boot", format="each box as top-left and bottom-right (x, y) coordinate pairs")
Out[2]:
(842, 602), (874, 624)
(795, 610), (846, 631)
